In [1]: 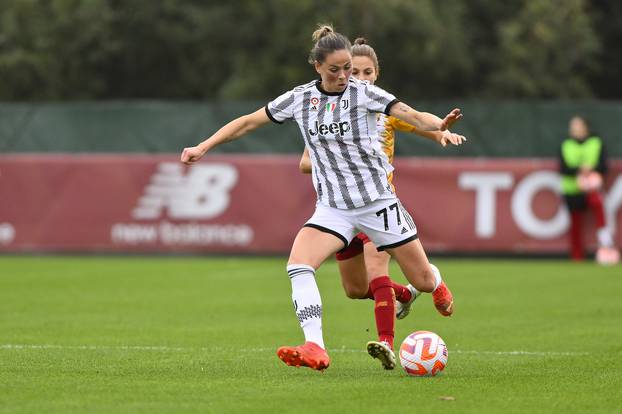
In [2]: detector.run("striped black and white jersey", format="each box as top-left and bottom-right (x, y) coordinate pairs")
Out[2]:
(265, 77), (400, 210)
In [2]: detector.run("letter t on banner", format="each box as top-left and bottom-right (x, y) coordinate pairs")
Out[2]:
(458, 172), (514, 238)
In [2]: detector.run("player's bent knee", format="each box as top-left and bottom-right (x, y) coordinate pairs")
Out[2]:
(411, 269), (436, 293)
(412, 281), (434, 293)
(343, 285), (367, 299)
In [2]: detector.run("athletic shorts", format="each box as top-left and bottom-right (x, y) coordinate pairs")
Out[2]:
(335, 232), (371, 261)
(304, 195), (418, 252)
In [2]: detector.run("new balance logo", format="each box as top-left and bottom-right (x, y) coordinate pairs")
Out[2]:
(132, 162), (238, 220)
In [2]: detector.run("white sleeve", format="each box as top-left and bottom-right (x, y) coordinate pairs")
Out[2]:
(265, 90), (296, 124)
(364, 84), (399, 115)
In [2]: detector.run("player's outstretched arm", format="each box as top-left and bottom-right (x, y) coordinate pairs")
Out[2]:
(181, 108), (270, 165)
(389, 102), (462, 132)
(299, 148), (312, 174)
(406, 127), (466, 148)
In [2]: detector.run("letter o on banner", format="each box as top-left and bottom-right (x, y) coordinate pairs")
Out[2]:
(511, 171), (568, 239)
(0, 222), (15, 245)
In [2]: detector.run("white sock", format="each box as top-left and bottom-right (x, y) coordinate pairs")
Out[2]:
(286, 264), (324, 349)
(410, 285), (422, 298)
(429, 263), (442, 291)
(597, 227), (614, 248)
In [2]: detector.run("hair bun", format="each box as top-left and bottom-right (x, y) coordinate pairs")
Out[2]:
(354, 37), (367, 45)
(312, 24), (334, 42)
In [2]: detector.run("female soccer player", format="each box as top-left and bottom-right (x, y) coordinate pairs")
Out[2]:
(298, 37), (465, 369)
(181, 25), (465, 371)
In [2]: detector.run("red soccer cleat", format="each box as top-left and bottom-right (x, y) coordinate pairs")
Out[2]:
(276, 341), (330, 371)
(432, 281), (454, 316)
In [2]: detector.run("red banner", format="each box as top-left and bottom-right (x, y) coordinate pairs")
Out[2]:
(0, 155), (621, 254)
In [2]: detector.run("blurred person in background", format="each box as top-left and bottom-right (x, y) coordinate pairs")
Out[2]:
(559, 115), (619, 264)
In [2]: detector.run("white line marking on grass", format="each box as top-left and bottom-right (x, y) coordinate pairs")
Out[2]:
(452, 350), (590, 356)
(0, 344), (589, 356)
(0, 344), (195, 352)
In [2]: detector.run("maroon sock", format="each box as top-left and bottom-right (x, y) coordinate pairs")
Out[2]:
(370, 276), (395, 349)
(365, 279), (411, 303)
(586, 191), (606, 228)
(570, 210), (584, 260)
(392, 281), (412, 303)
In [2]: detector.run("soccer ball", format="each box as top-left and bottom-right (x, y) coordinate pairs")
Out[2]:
(399, 331), (448, 376)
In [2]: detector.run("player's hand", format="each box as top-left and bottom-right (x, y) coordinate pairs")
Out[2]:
(180, 146), (206, 165)
(438, 130), (467, 147)
(440, 108), (462, 131)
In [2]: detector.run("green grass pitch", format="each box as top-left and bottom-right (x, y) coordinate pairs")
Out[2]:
(1, 257), (621, 413)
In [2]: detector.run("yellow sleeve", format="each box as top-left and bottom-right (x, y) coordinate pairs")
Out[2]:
(388, 115), (440, 143)
(388, 116), (419, 133)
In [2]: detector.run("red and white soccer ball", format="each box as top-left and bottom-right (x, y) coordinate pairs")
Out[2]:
(399, 331), (448, 376)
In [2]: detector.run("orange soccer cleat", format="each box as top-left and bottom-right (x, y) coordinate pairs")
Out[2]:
(276, 341), (330, 371)
(432, 281), (454, 316)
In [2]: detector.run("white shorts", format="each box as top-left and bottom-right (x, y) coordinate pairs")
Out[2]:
(305, 195), (418, 251)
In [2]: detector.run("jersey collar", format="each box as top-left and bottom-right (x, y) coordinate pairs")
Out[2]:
(315, 80), (348, 96)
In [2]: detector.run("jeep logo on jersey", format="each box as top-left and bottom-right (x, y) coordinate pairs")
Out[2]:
(308, 120), (351, 137)
(132, 162), (238, 220)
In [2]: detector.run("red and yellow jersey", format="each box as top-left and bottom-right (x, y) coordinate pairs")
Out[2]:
(376, 114), (419, 184)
